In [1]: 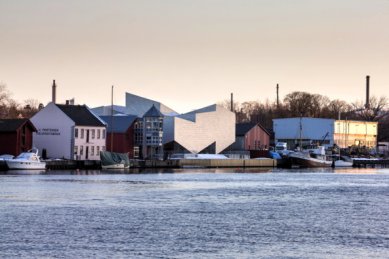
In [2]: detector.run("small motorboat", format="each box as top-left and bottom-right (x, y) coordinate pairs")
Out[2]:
(332, 156), (353, 168)
(6, 148), (46, 170)
(100, 151), (130, 169)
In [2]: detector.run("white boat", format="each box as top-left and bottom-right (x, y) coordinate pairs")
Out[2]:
(0, 154), (14, 160)
(101, 162), (129, 169)
(6, 149), (46, 170)
(334, 160), (353, 167)
(332, 156), (354, 168)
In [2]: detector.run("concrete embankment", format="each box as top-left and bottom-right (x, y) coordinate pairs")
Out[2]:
(0, 158), (276, 171)
(176, 158), (276, 168)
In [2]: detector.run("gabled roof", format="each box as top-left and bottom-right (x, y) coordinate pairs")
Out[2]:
(0, 119), (37, 132)
(236, 122), (270, 136)
(100, 115), (138, 133)
(56, 104), (106, 127)
(143, 105), (164, 118)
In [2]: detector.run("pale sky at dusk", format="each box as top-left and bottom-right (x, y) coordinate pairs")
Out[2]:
(1, 0), (388, 113)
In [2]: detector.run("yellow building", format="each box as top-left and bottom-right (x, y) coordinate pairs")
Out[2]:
(334, 120), (378, 148)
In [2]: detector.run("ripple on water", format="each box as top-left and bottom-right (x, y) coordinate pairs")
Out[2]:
(0, 169), (388, 258)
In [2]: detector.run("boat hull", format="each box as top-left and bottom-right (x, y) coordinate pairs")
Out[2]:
(288, 154), (332, 168)
(101, 163), (128, 169)
(6, 160), (46, 170)
(334, 160), (353, 167)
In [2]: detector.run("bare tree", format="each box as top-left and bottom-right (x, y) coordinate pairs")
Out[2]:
(352, 96), (388, 121)
(0, 83), (11, 118)
(21, 99), (41, 118)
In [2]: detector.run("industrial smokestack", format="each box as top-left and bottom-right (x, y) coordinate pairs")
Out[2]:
(276, 84), (280, 108)
(52, 79), (57, 104)
(365, 75), (370, 109)
(230, 92), (234, 112)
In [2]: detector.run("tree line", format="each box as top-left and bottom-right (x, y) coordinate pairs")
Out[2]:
(0, 83), (43, 119)
(1, 82), (388, 141)
(220, 91), (389, 141)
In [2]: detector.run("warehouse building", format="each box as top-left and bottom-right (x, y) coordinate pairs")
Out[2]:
(273, 117), (378, 150)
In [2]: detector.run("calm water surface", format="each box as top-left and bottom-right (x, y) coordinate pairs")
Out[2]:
(0, 168), (388, 258)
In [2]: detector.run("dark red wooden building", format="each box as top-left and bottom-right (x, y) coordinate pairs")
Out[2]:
(0, 119), (37, 156)
(231, 122), (270, 151)
(100, 115), (137, 158)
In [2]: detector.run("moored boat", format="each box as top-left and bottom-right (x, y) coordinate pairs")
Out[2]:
(288, 146), (333, 168)
(100, 151), (130, 169)
(6, 149), (46, 170)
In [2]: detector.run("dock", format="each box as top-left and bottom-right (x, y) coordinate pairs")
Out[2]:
(353, 159), (389, 168)
(1, 158), (277, 171)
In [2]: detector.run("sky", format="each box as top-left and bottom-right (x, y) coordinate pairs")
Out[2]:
(1, 0), (388, 113)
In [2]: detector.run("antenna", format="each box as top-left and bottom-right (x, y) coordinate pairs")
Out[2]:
(110, 85), (114, 151)
(230, 93), (234, 112)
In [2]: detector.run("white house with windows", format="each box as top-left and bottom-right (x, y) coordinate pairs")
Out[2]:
(30, 102), (106, 160)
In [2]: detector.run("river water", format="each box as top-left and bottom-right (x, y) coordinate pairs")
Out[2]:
(0, 168), (388, 258)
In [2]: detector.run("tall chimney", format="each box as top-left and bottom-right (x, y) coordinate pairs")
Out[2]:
(52, 79), (57, 104)
(365, 75), (370, 109)
(230, 93), (234, 112)
(276, 84), (280, 108)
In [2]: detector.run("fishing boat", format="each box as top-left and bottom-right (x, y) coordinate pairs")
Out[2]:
(6, 148), (46, 170)
(288, 146), (333, 168)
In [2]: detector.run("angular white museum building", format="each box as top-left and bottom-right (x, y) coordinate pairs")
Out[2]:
(92, 92), (236, 157)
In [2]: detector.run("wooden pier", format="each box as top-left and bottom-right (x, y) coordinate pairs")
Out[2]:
(353, 159), (389, 168)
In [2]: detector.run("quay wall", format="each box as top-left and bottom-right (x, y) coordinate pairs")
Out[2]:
(1, 159), (277, 171)
(177, 158), (276, 168)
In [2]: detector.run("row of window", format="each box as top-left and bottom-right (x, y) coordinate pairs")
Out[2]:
(74, 145), (106, 157)
(75, 128), (106, 140)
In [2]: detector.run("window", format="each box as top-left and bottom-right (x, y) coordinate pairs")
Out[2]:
(75, 128), (79, 138)
(81, 129), (84, 139)
(92, 129), (95, 139)
(97, 146), (100, 155)
(91, 146), (94, 156)
(80, 146), (84, 156)
(74, 146), (78, 155)
(97, 129), (100, 139)
(102, 129), (106, 139)
(134, 146), (139, 158)
(102, 146), (105, 152)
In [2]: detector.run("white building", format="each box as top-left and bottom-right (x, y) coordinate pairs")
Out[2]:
(273, 117), (378, 149)
(163, 104), (236, 154)
(92, 92), (236, 157)
(30, 102), (107, 160)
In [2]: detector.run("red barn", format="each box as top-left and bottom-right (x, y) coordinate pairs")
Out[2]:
(0, 119), (37, 156)
(232, 122), (270, 151)
(100, 115), (138, 158)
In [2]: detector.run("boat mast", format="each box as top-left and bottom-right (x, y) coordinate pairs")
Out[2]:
(299, 115), (302, 150)
(110, 85), (114, 151)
